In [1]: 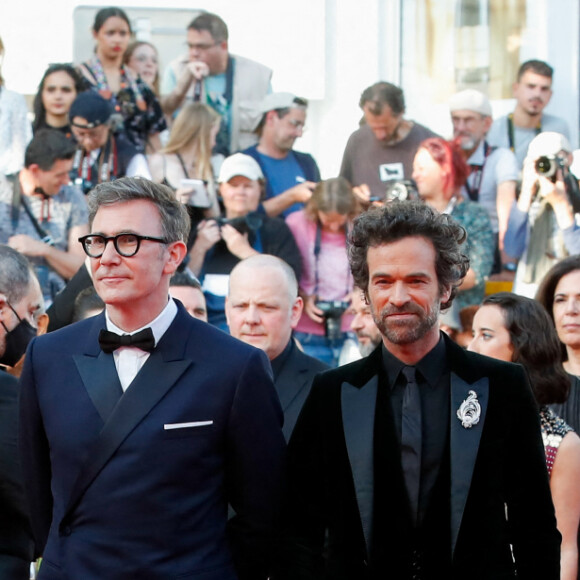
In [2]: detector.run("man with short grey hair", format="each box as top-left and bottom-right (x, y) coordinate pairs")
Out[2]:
(243, 93), (320, 218)
(226, 254), (328, 440)
(449, 88), (518, 270)
(0, 245), (40, 578)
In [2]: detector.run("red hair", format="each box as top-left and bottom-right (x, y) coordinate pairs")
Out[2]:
(419, 138), (470, 195)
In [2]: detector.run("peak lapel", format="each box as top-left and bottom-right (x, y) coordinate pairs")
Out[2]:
(450, 373), (489, 557)
(62, 309), (194, 522)
(341, 374), (378, 557)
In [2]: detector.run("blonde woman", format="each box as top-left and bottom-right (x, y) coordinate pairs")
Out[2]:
(148, 102), (221, 219)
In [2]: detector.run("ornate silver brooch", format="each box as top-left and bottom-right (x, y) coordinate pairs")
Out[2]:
(456, 390), (481, 429)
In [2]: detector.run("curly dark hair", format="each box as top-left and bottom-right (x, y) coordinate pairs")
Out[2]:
(348, 200), (469, 311)
(482, 292), (569, 405)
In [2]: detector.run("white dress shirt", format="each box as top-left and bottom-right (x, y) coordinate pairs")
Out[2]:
(105, 298), (177, 391)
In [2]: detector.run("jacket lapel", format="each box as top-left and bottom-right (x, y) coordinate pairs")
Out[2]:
(341, 374), (378, 557)
(62, 307), (194, 521)
(449, 372), (489, 557)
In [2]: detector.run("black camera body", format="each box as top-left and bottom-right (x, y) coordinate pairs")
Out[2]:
(316, 300), (349, 342)
(214, 211), (264, 235)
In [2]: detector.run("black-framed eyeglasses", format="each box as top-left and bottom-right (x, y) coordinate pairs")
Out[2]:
(78, 233), (168, 258)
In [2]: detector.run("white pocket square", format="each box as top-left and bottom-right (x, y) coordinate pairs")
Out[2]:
(164, 421), (214, 430)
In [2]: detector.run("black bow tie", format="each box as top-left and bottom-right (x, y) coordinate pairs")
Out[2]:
(98, 328), (155, 353)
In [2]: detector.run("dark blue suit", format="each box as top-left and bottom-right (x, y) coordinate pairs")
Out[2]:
(19, 303), (286, 579)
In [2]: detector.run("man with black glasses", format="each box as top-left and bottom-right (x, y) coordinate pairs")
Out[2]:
(19, 177), (285, 579)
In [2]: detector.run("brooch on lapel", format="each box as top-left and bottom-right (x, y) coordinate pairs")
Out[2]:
(456, 390), (481, 429)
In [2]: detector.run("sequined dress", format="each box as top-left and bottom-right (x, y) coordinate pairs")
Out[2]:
(540, 405), (574, 477)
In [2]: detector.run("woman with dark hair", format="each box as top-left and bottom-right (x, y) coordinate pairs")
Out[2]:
(469, 292), (580, 580)
(33, 64), (84, 136)
(78, 7), (166, 153)
(286, 177), (360, 366)
(412, 137), (494, 311)
(537, 255), (580, 432)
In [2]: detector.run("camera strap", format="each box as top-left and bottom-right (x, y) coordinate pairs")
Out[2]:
(8, 174), (54, 244)
(465, 142), (496, 201)
(507, 113), (541, 153)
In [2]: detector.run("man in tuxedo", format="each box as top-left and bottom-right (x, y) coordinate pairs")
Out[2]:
(226, 254), (328, 441)
(19, 177), (285, 580)
(277, 201), (560, 579)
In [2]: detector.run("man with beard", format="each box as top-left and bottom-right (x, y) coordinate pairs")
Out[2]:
(349, 286), (381, 357)
(449, 89), (518, 271)
(487, 60), (570, 169)
(276, 201), (560, 579)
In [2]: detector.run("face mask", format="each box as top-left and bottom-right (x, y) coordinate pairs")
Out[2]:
(0, 304), (37, 367)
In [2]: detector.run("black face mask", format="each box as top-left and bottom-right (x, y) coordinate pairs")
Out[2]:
(0, 304), (37, 367)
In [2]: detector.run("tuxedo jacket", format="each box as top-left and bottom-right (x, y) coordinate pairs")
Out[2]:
(274, 340), (329, 442)
(278, 335), (560, 579)
(0, 371), (34, 579)
(19, 303), (286, 580)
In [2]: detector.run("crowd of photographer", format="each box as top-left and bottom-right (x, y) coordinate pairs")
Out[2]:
(1, 6), (580, 579)
(0, 9), (579, 367)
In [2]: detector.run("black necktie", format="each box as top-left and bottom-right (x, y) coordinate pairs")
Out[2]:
(98, 328), (155, 354)
(401, 365), (422, 526)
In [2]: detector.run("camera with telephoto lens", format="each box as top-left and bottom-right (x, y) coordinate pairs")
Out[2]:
(316, 300), (349, 341)
(214, 211), (264, 235)
(535, 154), (567, 182)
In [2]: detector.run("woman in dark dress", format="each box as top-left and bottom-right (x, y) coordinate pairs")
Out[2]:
(469, 292), (580, 580)
(537, 255), (580, 432)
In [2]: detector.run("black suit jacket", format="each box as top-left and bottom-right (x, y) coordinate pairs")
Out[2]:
(277, 335), (560, 579)
(0, 370), (34, 579)
(274, 340), (329, 441)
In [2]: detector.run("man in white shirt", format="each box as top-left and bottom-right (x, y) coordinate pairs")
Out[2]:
(19, 177), (285, 579)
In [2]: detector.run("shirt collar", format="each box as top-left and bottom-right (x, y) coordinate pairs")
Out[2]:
(382, 334), (448, 389)
(270, 338), (294, 381)
(105, 298), (178, 347)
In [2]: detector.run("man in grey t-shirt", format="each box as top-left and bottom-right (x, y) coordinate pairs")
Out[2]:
(487, 59), (570, 169)
(449, 89), (518, 271)
(340, 81), (438, 200)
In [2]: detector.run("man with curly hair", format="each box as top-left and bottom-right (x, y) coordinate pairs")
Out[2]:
(276, 200), (560, 579)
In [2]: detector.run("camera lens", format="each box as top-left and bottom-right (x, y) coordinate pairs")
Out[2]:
(535, 156), (556, 177)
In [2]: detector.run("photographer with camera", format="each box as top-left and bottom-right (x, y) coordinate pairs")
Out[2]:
(286, 177), (360, 367)
(504, 132), (580, 298)
(187, 153), (301, 330)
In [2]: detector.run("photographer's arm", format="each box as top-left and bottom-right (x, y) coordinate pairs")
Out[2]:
(187, 220), (221, 277)
(496, 180), (517, 249)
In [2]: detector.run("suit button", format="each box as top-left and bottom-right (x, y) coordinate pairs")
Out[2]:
(61, 525), (71, 536)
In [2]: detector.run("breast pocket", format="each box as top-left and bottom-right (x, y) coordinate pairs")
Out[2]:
(162, 420), (214, 440)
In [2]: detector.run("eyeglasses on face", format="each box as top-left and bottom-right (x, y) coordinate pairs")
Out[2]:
(78, 233), (168, 258)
